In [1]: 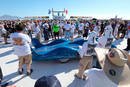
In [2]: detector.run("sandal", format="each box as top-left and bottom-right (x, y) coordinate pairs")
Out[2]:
(74, 74), (83, 79)
(82, 74), (88, 80)
(26, 69), (33, 76)
(74, 74), (87, 80)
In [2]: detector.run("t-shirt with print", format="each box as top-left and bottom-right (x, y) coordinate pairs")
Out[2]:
(104, 25), (113, 38)
(78, 31), (97, 58)
(10, 32), (31, 56)
(87, 31), (97, 44)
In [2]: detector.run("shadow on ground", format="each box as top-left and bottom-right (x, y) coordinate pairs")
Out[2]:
(68, 77), (88, 87)
(30, 59), (79, 80)
(6, 59), (18, 64)
(0, 50), (13, 58)
(3, 72), (26, 85)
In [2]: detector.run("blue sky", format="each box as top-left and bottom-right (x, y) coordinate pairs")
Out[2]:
(0, 0), (130, 19)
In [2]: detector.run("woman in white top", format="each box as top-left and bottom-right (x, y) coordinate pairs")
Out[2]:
(34, 22), (41, 42)
(70, 22), (76, 41)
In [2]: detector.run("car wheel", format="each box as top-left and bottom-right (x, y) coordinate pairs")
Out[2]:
(59, 59), (69, 63)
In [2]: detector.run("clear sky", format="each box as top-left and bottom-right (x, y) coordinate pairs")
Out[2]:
(0, 0), (130, 19)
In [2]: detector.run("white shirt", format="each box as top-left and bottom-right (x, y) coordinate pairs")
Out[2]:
(78, 23), (84, 30)
(84, 68), (117, 87)
(78, 31), (97, 58)
(94, 26), (100, 36)
(0, 28), (7, 34)
(85, 22), (89, 27)
(59, 23), (64, 28)
(104, 25), (113, 38)
(26, 23), (32, 30)
(64, 24), (71, 31)
(34, 26), (40, 35)
(10, 32), (31, 56)
(71, 24), (75, 33)
(87, 31), (97, 44)
(0, 24), (6, 34)
(114, 24), (120, 37)
(97, 36), (107, 48)
(31, 22), (35, 31)
(43, 23), (49, 29)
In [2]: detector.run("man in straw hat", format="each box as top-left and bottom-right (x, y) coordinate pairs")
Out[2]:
(84, 48), (130, 87)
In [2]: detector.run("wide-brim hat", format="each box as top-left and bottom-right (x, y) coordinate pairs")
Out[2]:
(94, 48), (130, 87)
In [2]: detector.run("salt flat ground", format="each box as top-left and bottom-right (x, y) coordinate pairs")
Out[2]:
(0, 37), (128, 87)
(0, 43), (89, 87)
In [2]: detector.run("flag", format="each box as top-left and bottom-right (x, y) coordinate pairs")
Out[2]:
(65, 9), (68, 15)
(48, 9), (51, 14)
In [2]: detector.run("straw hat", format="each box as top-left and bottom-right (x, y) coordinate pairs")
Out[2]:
(94, 48), (130, 87)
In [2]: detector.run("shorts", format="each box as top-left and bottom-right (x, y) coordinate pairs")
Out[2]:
(78, 30), (83, 35)
(1, 33), (8, 38)
(19, 54), (32, 65)
(64, 31), (71, 39)
(53, 32), (59, 37)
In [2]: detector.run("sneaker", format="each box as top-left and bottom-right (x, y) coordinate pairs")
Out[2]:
(26, 69), (33, 76)
(18, 68), (23, 75)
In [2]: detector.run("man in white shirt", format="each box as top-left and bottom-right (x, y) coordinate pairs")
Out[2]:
(10, 23), (32, 76)
(78, 28), (97, 58)
(104, 22), (113, 38)
(34, 22), (41, 42)
(78, 21), (84, 37)
(64, 21), (71, 40)
(75, 27), (97, 79)
(70, 22), (76, 41)
(93, 23), (100, 37)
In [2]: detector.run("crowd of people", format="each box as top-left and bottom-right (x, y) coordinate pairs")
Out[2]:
(0, 18), (130, 87)
(0, 19), (129, 41)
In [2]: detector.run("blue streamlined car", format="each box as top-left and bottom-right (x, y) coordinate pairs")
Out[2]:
(31, 38), (86, 62)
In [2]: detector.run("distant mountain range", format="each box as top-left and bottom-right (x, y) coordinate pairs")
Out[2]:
(0, 15), (22, 20)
